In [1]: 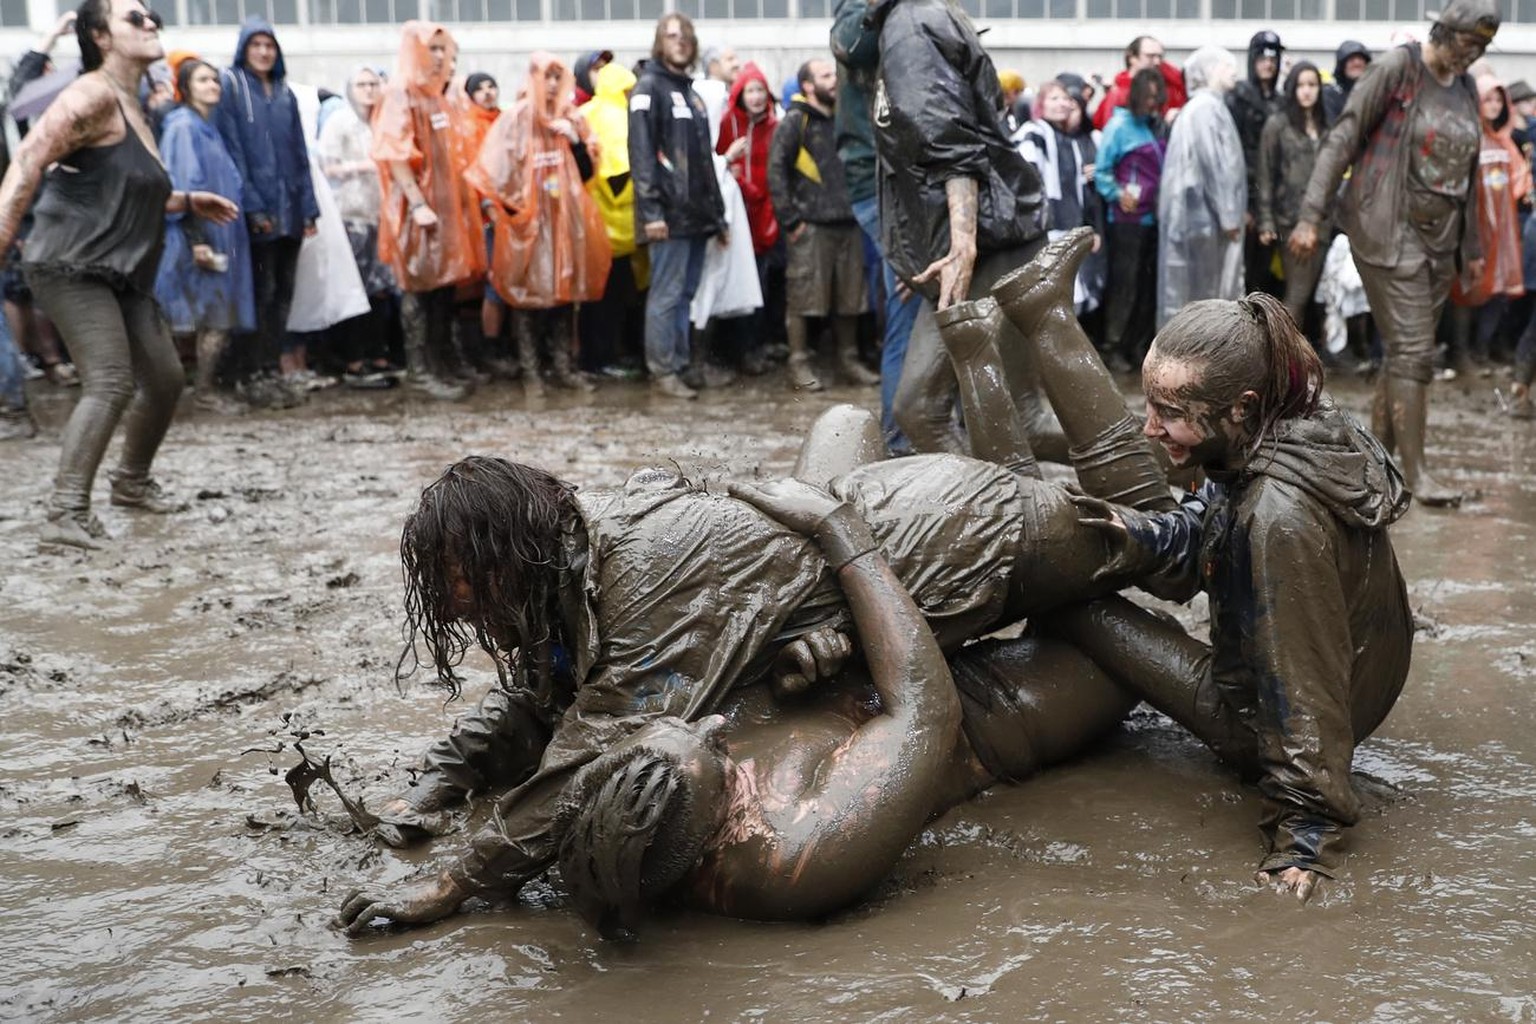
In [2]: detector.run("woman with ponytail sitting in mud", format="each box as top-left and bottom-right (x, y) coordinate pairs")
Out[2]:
(337, 227), (1181, 934)
(1047, 293), (1413, 903)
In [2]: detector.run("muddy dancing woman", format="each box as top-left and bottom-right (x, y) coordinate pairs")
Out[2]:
(1289, 0), (1499, 507)
(467, 52), (610, 398)
(0, 0), (237, 548)
(335, 228), (1184, 933)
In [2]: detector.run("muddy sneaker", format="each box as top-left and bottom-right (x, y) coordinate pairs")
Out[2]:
(0, 407), (37, 440)
(41, 509), (110, 550)
(109, 474), (190, 514)
(44, 362), (80, 387)
(406, 373), (470, 402)
(651, 373), (698, 399)
(342, 369), (396, 390)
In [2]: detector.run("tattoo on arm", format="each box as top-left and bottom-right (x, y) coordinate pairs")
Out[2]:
(946, 176), (979, 253)
(0, 82), (115, 252)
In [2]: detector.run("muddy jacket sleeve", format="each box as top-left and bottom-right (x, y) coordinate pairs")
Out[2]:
(1113, 484), (1212, 603)
(1242, 489), (1361, 877)
(397, 686), (555, 812)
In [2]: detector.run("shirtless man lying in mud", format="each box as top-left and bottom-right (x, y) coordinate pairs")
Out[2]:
(336, 228), (1184, 933)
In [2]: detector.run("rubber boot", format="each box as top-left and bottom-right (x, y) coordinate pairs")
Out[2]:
(786, 317), (822, 391)
(548, 310), (595, 393)
(935, 298), (1039, 479)
(403, 292), (469, 401)
(1389, 376), (1463, 507)
(835, 316), (880, 385)
(993, 226), (1173, 512)
(513, 311), (545, 399)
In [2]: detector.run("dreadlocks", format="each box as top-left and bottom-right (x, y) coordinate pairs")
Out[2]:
(396, 456), (577, 706)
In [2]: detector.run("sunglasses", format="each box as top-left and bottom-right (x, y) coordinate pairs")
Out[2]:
(125, 9), (165, 29)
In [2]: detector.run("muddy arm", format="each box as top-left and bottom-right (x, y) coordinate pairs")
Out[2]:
(759, 523), (962, 915)
(391, 686), (554, 814)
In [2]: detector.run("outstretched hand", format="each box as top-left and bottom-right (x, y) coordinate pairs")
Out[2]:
(728, 478), (846, 536)
(1256, 866), (1321, 904)
(1067, 490), (1140, 583)
(334, 873), (465, 936)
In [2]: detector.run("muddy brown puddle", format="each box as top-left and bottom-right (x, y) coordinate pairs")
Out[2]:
(2, 375), (1534, 1023)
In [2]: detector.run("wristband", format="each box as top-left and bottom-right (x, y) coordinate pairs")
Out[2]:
(814, 504), (878, 571)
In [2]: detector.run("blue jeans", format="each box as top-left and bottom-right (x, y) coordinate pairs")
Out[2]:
(644, 235), (708, 378)
(851, 195), (918, 454)
(0, 307), (25, 411)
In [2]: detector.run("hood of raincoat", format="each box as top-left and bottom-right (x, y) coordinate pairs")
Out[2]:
(1245, 29), (1283, 89)
(727, 61), (774, 117)
(573, 50), (611, 99)
(232, 16), (286, 82)
(582, 61), (634, 180)
(522, 51), (577, 130)
(344, 64), (381, 122)
(1244, 401), (1410, 530)
(1477, 73), (1513, 137)
(396, 20), (455, 95)
(1333, 39), (1371, 89)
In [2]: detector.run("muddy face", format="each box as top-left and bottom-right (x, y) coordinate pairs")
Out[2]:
(1140, 356), (1247, 468)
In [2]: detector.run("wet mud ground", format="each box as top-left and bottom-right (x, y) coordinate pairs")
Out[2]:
(2, 372), (1534, 1023)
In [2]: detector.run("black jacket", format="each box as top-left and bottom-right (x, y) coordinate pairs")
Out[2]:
(627, 65), (726, 239)
(1227, 38), (1284, 215)
(768, 97), (855, 231)
(866, 0), (1044, 281)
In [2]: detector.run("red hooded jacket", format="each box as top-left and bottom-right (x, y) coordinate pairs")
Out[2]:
(1092, 60), (1187, 131)
(716, 61), (781, 253)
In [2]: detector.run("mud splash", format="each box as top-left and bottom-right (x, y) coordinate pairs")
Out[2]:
(2, 376), (1533, 1022)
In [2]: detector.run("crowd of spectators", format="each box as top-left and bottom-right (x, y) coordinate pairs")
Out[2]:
(3, 7), (1534, 447)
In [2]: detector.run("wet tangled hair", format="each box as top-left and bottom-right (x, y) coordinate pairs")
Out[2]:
(555, 736), (714, 941)
(1150, 292), (1323, 447)
(76, 0), (113, 72)
(396, 456), (577, 705)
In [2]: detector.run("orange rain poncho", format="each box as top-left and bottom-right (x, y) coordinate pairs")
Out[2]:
(466, 52), (612, 309)
(371, 21), (485, 293)
(1453, 77), (1531, 306)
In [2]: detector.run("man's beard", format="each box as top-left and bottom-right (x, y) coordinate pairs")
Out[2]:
(814, 85), (837, 108)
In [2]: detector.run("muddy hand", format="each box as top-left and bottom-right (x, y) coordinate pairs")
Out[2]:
(1256, 866), (1321, 904)
(372, 796), (450, 849)
(728, 479), (845, 535)
(772, 626), (855, 697)
(1067, 490), (1140, 583)
(334, 873), (464, 936)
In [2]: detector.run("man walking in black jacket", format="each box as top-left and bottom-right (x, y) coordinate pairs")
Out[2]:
(769, 59), (876, 392)
(628, 13), (728, 400)
(868, 0), (1047, 454)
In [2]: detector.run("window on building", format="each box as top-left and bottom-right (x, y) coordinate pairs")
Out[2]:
(3, 0), (33, 27)
(56, 0), (181, 22)
(1086, 0), (1198, 16)
(309, 0), (420, 22)
(186, 0), (295, 24)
